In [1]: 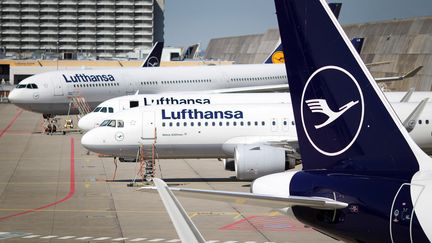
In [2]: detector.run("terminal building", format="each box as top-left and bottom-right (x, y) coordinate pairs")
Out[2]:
(0, 0), (165, 60)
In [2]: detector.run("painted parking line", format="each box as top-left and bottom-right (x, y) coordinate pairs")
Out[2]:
(0, 231), (278, 243)
(0, 137), (76, 221)
(0, 109), (23, 139)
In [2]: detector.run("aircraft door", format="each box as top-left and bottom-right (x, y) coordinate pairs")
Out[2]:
(390, 183), (424, 243)
(52, 79), (64, 96)
(141, 111), (156, 140)
(119, 99), (129, 111)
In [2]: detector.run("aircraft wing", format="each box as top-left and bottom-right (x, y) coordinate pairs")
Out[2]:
(375, 66), (423, 83)
(150, 178), (206, 243)
(208, 84), (289, 93)
(140, 179), (348, 210)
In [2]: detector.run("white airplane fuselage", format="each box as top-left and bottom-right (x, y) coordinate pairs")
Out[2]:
(8, 64), (287, 115)
(78, 92), (432, 131)
(81, 102), (432, 160)
(81, 104), (297, 159)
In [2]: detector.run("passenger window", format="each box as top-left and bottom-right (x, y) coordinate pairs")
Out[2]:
(100, 120), (110, 126)
(176, 122), (180, 127)
(262, 121), (265, 126)
(190, 122), (194, 127)
(426, 120), (429, 125)
(204, 122), (208, 126)
(233, 122), (237, 126)
(100, 107), (107, 113)
(108, 107), (114, 113)
(212, 122), (216, 126)
(169, 122), (173, 127)
(184, 122), (187, 127)
(162, 122), (166, 127)
(240, 121), (244, 126)
(117, 120), (124, 128)
(254, 121), (258, 126)
(272, 121), (276, 126)
(247, 121), (251, 126)
(419, 120), (423, 125)
(226, 122), (230, 126)
(219, 121), (223, 126)
(197, 122), (201, 126)
(108, 120), (116, 127)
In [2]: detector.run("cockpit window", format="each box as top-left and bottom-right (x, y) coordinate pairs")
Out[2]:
(93, 107), (102, 112)
(100, 107), (107, 113)
(117, 120), (124, 128)
(107, 120), (116, 127)
(16, 84), (26, 89)
(108, 107), (114, 113)
(100, 120), (110, 126)
(26, 84), (33, 89)
(31, 84), (38, 89)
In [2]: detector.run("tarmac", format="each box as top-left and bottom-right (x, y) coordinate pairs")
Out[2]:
(0, 103), (337, 243)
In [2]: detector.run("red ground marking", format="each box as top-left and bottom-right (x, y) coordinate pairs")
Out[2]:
(0, 137), (76, 220)
(0, 109), (23, 139)
(219, 216), (312, 232)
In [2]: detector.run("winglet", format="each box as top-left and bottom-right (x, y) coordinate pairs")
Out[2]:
(400, 87), (415, 102)
(375, 66), (423, 83)
(403, 98), (429, 133)
(141, 42), (164, 67)
(146, 179), (206, 243)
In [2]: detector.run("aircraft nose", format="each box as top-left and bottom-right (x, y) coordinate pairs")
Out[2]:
(8, 89), (18, 103)
(78, 114), (96, 131)
(81, 129), (102, 152)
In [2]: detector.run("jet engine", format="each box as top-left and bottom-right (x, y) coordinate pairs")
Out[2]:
(234, 144), (295, 180)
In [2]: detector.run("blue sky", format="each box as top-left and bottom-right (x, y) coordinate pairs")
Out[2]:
(164, 0), (432, 50)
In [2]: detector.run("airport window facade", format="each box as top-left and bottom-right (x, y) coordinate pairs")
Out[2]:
(0, 0), (164, 59)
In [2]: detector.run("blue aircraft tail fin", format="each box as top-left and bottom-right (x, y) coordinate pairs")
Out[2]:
(142, 42), (164, 67)
(265, 3), (342, 65)
(351, 37), (365, 54)
(328, 2), (342, 19)
(274, 0), (432, 173)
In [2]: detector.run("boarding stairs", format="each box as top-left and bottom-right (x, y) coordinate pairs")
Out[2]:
(134, 128), (158, 182)
(70, 96), (92, 117)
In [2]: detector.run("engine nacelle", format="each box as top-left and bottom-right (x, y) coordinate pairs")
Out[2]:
(222, 158), (235, 171)
(235, 144), (288, 180)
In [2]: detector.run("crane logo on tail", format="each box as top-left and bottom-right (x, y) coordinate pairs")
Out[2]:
(301, 66), (364, 157)
(305, 99), (359, 129)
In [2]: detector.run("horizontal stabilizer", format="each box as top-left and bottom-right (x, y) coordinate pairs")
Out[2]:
(140, 179), (348, 210)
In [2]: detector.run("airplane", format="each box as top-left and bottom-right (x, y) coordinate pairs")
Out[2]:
(8, 44), (289, 118)
(77, 90), (432, 131)
(81, 99), (432, 180)
(8, 41), (419, 118)
(77, 93), (292, 131)
(140, 0), (432, 242)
